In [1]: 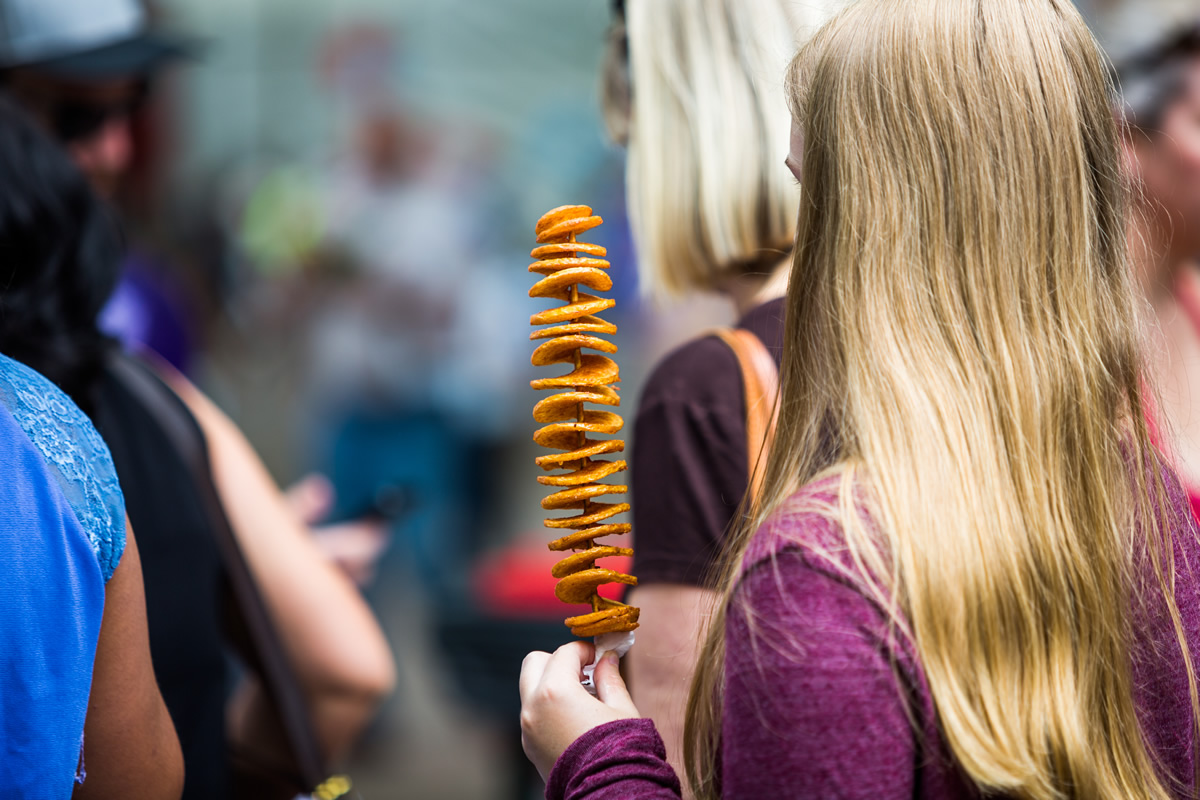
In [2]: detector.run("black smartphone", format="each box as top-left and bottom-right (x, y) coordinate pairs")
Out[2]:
(331, 482), (415, 524)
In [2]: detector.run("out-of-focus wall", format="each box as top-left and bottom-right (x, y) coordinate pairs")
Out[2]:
(158, 0), (613, 221)
(146, 0), (645, 482)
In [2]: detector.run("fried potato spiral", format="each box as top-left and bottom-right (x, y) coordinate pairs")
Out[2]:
(530, 205), (639, 638)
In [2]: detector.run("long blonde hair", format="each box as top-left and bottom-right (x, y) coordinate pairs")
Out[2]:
(601, 0), (829, 297)
(686, 1), (1199, 798)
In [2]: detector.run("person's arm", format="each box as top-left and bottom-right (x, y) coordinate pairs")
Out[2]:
(721, 551), (917, 799)
(624, 584), (715, 798)
(74, 522), (183, 800)
(161, 370), (396, 762)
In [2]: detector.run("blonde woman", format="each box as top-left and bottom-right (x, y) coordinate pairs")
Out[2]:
(600, 0), (828, 785)
(520, 1), (1200, 798)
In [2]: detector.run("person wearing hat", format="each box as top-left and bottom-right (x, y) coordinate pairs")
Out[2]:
(1093, 4), (1200, 523)
(0, 0), (192, 196)
(0, 3), (397, 799)
(0, 0), (198, 375)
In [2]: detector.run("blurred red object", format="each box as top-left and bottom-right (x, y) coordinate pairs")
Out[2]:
(473, 541), (632, 619)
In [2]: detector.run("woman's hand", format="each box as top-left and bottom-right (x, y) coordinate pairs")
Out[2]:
(285, 473), (393, 587)
(519, 641), (641, 781)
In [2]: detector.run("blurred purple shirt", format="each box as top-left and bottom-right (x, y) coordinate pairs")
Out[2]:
(98, 253), (193, 374)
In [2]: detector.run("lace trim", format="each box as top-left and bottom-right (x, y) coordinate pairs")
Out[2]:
(0, 356), (126, 581)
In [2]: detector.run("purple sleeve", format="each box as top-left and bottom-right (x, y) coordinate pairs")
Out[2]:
(546, 719), (682, 800)
(721, 551), (918, 799)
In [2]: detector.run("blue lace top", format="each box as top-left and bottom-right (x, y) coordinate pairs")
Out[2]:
(0, 353), (127, 798)
(0, 355), (125, 579)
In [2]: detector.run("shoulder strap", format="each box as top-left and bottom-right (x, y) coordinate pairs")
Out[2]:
(105, 351), (330, 793)
(711, 328), (779, 508)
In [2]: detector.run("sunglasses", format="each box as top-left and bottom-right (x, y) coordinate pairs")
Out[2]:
(48, 82), (149, 144)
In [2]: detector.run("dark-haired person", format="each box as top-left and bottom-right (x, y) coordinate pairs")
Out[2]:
(0, 97), (394, 800)
(0, 0), (198, 374)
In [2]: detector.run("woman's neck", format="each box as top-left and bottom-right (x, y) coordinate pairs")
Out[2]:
(722, 255), (792, 317)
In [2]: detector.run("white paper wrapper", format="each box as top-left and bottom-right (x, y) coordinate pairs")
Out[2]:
(581, 630), (636, 695)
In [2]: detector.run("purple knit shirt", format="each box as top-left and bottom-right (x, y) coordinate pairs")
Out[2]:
(547, 470), (1200, 799)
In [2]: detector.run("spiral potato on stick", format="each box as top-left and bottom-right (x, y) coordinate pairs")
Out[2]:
(530, 205), (639, 638)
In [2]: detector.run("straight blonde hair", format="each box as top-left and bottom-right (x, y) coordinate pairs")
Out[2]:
(685, 1), (1200, 798)
(603, 0), (827, 298)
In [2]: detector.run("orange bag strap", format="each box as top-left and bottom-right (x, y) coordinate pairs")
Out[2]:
(711, 328), (780, 508)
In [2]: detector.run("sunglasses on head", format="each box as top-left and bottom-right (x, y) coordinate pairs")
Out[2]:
(49, 83), (149, 144)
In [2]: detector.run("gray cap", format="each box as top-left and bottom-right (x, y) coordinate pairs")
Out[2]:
(0, 0), (194, 78)
(1083, 0), (1199, 70)
(1080, 0), (1200, 126)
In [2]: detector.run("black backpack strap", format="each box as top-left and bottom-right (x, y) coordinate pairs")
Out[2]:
(106, 351), (330, 793)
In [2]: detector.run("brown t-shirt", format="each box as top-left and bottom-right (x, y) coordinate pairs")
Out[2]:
(630, 298), (785, 587)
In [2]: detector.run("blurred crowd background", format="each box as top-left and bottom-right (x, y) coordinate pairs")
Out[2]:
(86, 0), (1180, 797)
